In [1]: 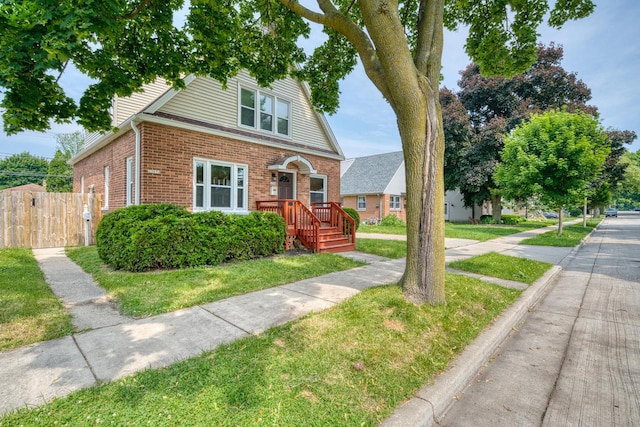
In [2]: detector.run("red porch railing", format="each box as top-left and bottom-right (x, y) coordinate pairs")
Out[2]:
(256, 200), (355, 253)
(312, 201), (356, 246)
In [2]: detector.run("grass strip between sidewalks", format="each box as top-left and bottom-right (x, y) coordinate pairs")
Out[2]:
(520, 218), (602, 247)
(66, 247), (364, 317)
(356, 239), (406, 259)
(0, 248), (74, 351)
(1, 275), (520, 426)
(448, 252), (552, 285)
(358, 221), (555, 241)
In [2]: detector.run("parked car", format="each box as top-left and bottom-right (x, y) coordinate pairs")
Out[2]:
(635, 207), (640, 212)
(543, 211), (559, 219)
(605, 208), (618, 217)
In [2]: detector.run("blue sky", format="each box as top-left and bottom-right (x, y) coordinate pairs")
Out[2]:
(1, 1), (638, 162)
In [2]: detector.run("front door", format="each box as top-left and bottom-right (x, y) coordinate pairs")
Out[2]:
(278, 172), (294, 199)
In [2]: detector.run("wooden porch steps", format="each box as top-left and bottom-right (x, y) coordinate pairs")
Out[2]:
(257, 200), (356, 254)
(317, 226), (355, 253)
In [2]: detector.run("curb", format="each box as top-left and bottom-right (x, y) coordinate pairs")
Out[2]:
(381, 264), (562, 427)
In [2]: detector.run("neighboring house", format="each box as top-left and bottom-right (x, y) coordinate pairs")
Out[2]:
(4, 183), (46, 193)
(340, 151), (483, 223)
(71, 71), (355, 252)
(340, 151), (407, 223)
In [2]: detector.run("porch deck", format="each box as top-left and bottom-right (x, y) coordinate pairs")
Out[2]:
(256, 200), (356, 253)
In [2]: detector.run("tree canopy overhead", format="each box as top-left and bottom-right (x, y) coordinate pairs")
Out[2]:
(0, 0), (595, 304)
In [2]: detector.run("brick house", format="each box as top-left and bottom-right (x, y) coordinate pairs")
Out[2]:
(341, 151), (483, 223)
(71, 71), (355, 252)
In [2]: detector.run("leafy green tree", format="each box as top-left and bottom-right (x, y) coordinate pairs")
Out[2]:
(0, 0), (595, 304)
(495, 111), (610, 235)
(614, 151), (640, 209)
(0, 152), (49, 190)
(46, 150), (73, 192)
(55, 131), (85, 158)
(448, 43), (598, 221)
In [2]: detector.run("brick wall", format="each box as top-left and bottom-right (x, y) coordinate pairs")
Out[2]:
(73, 122), (341, 212)
(73, 130), (135, 210)
(342, 193), (406, 223)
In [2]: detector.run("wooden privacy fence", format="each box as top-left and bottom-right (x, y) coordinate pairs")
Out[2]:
(0, 191), (103, 249)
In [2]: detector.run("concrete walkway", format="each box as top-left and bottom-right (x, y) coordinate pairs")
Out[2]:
(0, 218), (602, 419)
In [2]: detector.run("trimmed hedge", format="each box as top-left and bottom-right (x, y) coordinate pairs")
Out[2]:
(96, 205), (286, 271)
(501, 214), (526, 225)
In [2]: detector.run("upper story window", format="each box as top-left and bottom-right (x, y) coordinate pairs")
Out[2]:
(239, 87), (290, 137)
(194, 158), (248, 213)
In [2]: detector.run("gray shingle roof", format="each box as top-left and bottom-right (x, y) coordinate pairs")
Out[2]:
(340, 151), (404, 195)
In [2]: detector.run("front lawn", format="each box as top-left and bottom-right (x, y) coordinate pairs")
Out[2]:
(0, 248), (74, 351)
(448, 252), (552, 284)
(519, 218), (601, 247)
(66, 247), (364, 317)
(1, 275), (520, 426)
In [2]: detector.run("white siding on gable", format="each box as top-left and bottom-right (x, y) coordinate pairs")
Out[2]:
(160, 78), (236, 125)
(156, 70), (337, 153)
(113, 79), (173, 125)
(384, 161), (405, 195)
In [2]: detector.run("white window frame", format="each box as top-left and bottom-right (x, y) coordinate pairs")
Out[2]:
(238, 85), (291, 137)
(390, 195), (401, 211)
(126, 157), (134, 206)
(193, 158), (248, 213)
(103, 166), (109, 209)
(357, 195), (367, 211)
(309, 174), (327, 204)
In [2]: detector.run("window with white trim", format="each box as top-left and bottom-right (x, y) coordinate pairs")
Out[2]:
(126, 157), (134, 206)
(239, 87), (290, 136)
(357, 195), (366, 210)
(390, 195), (401, 210)
(310, 175), (327, 203)
(194, 159), (248, 212)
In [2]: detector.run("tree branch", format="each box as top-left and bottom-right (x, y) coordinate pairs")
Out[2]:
(55, 60), (69, 84)
(122, 0), (154, 19)
(279, 0), (389, 99)
(414, 0), (443, 78)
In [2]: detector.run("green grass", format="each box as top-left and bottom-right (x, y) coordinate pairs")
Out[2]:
(358, 221), (554, 241)
(448, 252), (552, 285)
(66, 247), (364, 317)
(359, 224), (407, 235)
(520, 218), (601, 247)
(356, 238), (407, 259)
(0, 248), (74, 351)
(444, 221), (554, 241)
(1, 275), (520, 426)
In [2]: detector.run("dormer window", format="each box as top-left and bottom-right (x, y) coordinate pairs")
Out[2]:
(239, 87), (290, 137)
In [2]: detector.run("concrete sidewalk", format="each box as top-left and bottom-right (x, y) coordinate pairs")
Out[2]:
(385, 215), (640, 426)
(0, 220), (583, 417)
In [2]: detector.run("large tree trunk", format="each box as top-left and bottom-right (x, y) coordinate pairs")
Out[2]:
(491, 194), (502, 223)
(400, 82), (446, 305)
(557, 206), (564, 236)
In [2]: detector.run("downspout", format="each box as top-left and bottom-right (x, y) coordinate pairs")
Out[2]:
(131, 120), (141, 205)
(378, 193), (383, 222)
